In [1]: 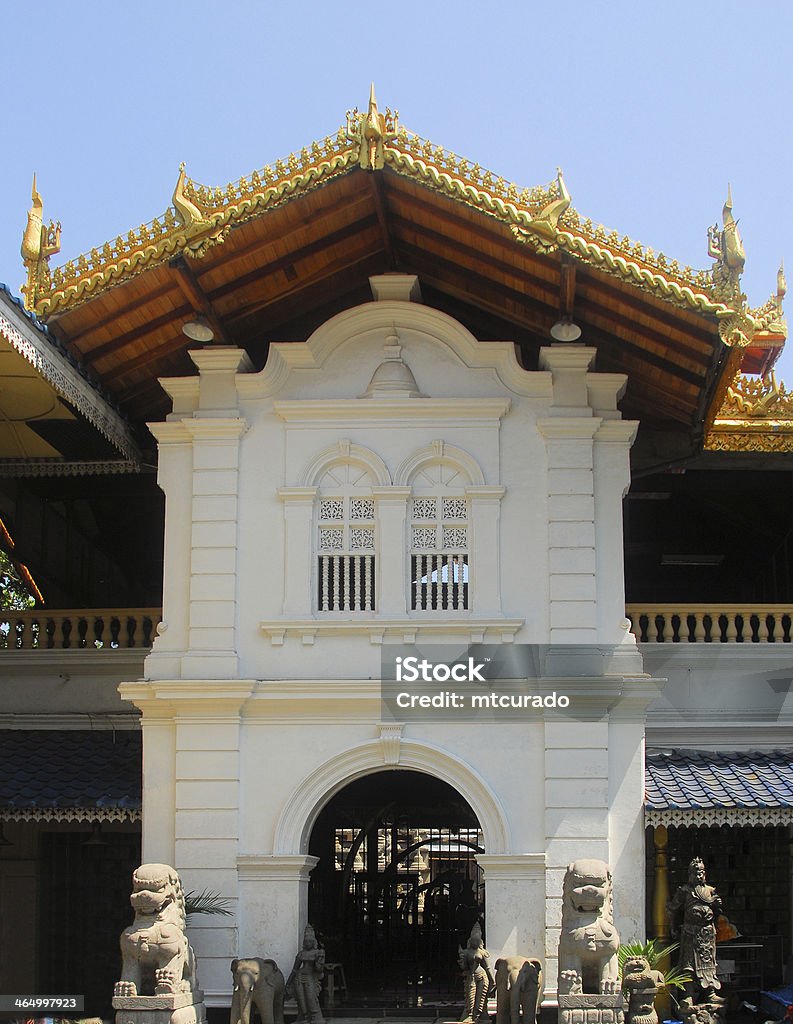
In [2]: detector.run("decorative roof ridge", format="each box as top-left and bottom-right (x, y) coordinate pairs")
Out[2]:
(647, 747), (793, 759)
(18, 92), (784, 350)
(26, 125), (359, 316)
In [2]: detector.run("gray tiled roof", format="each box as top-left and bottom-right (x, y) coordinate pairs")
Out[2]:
(0, 730), (141, 811)
(646, 749), (793, 810)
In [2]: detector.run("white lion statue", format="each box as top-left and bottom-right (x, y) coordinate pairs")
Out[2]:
(557, 859), (620, 995)
(114, 863), (198, 997)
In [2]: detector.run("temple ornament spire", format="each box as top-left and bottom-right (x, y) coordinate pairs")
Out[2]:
(708, 184), (746, 306)
(20, 174), (61, 310)
(346, 83), (399, 170)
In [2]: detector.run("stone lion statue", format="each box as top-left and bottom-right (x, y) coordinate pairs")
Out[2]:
(114, 863), (198, 997)
(230, 958), (285, 1024)
(622, 955), (664, 1024)
(557, 859), (620, 995)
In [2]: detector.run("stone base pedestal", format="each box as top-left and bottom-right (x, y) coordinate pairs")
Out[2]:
(113, 990), (207, 1024)
(558, 993), (624, 1024)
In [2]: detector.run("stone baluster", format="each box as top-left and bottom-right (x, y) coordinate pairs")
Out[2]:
(726, 611), (739, 642)
(694, 611), (706, 643)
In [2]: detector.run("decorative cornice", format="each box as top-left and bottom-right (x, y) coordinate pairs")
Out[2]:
(475, 853), (546, 879)
(0, 295), (140, 464)
(260, 617), (525, 646)
(237, 855), (319, 880)
(0, 457), (140, 477)
(703, 430), (793, 453)
(0, 806), (140, 823)
(645, 806), (793, 828)
(22, 93), (783, 347)
(273, 397), (511, 425)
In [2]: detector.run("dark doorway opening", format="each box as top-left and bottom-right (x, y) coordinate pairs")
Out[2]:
(308, 770), (483, 1008)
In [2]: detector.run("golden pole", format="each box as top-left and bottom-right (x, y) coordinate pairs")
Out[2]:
(652, 825), (673, 1020)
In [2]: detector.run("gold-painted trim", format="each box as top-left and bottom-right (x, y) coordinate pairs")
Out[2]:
(21, 100), (785, 347)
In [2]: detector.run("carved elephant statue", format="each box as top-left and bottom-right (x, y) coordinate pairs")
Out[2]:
(230, 958), (286, 1024)
(495, 956), (543, 1024)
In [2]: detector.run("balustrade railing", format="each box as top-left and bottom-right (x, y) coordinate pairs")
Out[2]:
(626, 604), (793, 643)
(0, 608), (161, 651)
(317, 555), (376, 611)
(2, 604), (791, 651)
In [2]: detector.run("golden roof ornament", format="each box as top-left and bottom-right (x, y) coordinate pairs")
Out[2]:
(512, 168), (571, 251)
(777, 260), (787, 311)
(20, 174), (61, 310)
(19, 96), (785, 338)
(346, 83), (399, 171)
(172, 163), (227, 257)
(708, 184), (746, 305)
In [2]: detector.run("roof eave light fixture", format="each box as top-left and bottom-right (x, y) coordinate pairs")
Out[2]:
(550, 318), (582, 343)
(182, 314), (215, 343)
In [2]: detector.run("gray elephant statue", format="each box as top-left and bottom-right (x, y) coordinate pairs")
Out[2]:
(230, 958), (285, 1024)
(495, 956), (543, 1024)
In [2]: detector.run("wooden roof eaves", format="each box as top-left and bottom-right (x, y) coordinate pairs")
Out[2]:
(211, 212), (381, 308)
(0, 288), (141, 464)
(28, 115), (729, 326)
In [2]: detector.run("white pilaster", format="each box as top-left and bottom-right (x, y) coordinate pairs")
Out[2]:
(279, 488), (318, 617)
(537, 419), (600, 642)
(183, 418), (248, 678)
(544, 717), (610, 988)
(477, 854), (546, 962)
(145, 422), (193, 678)
(467, 486), (506, 616)
(237, 855), (320, 972)
(373, 487), (411, 615)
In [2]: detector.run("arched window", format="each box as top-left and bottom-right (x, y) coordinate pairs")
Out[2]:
(409, 465), (469, 611)
(316, 465), (376, 612)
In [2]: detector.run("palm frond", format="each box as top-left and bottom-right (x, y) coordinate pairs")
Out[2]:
(618, 939), (692, 993)
(184, 888), (233, 919)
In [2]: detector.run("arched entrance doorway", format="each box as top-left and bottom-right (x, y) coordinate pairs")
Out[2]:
(307, 769), (483, 1005)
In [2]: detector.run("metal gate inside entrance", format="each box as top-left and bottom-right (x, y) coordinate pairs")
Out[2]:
(308, 770), (484, 1007)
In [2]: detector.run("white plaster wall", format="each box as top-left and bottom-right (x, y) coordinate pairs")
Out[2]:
(129, 278), (657, 1003)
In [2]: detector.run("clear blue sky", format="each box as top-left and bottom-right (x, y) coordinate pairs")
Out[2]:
(2, 0), (791, 376)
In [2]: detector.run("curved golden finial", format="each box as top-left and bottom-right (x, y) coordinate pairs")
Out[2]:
(20, 173), (61, 310)
(519, 167), (572, 242)
(172, 162), (206, 232)
(21, 174), (44, 262)
(708, 183), (746, 304)
(171, 162), (227, 257)
(778, 260), (787, 302)
(721, 183), (745, 273)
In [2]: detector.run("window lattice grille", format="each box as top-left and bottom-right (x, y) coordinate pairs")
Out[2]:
(442, 526), (467, 549)
(410, 491), (469, 611)
(350, 498), (375, 520)
(319, 528), (344, 551)
(442, 497), (467, 520)
(411, 527), (437, 550)
(317, 494), (375, 611)
(319, 499), (344, 521)
(412, 498), (437, 519)
(350, 527), (375, 551)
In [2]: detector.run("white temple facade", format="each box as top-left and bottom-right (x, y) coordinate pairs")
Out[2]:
(124, 274), (661, 1000)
